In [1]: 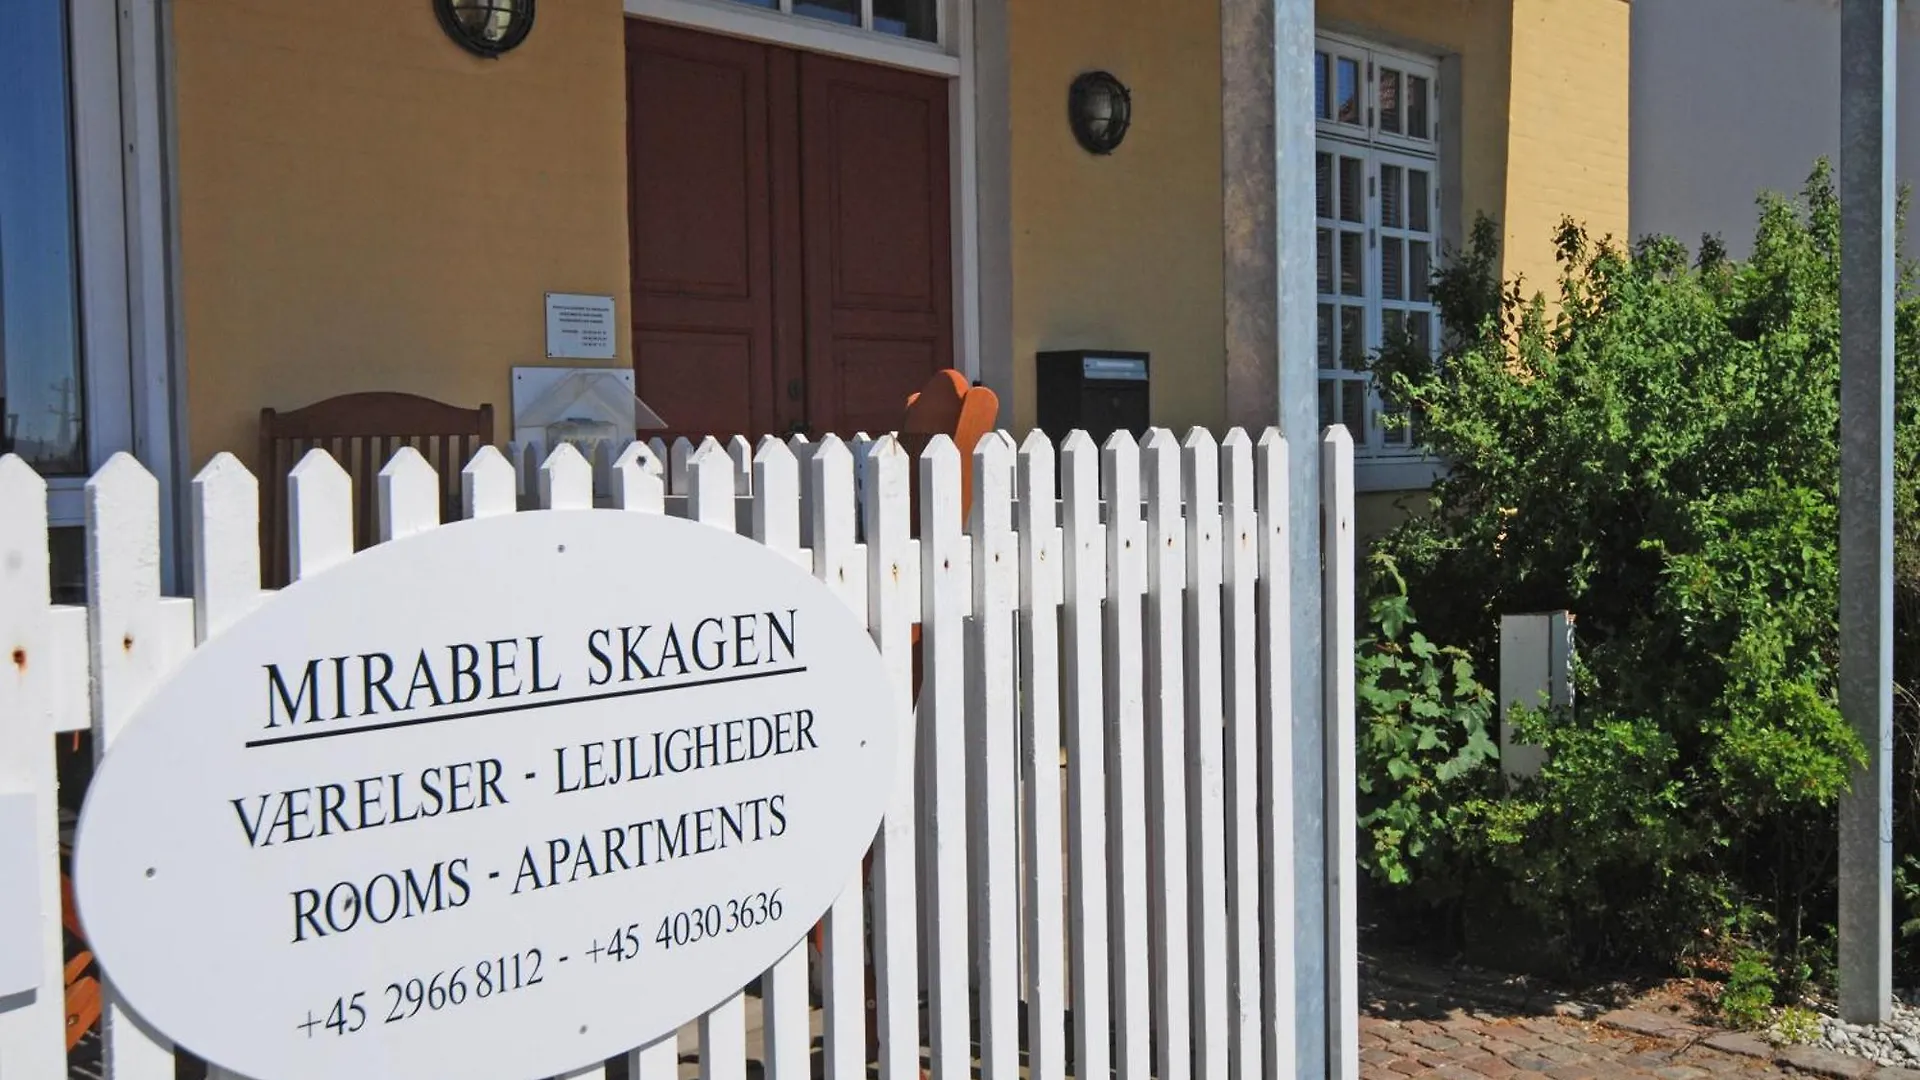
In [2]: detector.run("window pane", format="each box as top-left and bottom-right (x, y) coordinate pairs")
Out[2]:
(1383, 416), (1411, 447)
(1, 0), (87, 475)
(1341, 380), (1367, 437)
(1380, 165), (1402, 229)
(1410, 241), (1432, 303)
(1410, 310), (1432, 355)
(1316, 153), (1333, 219)
(1315, 52), (1330, 119)
(1317, 229), (1333, 294)
(1318, 381), (1337, 429)
(1336, 57), (1361, 124)
(1381, 237), (1404, 301)
(1339, 156), (1364, 223)
(1339, 231), (1364, 296)
(1383, 309), (1404, 346)
(1408, 75), (1431, 139)
(728, 0), (780, 7)
(874, 0), (937, 40)
(1318, 305), (1335, 369)
(1378, 69), (1401, 134)
(1340, 306), (1365, 369)
(1408, 169), (1431, 232)
(795, 0), (859, 26)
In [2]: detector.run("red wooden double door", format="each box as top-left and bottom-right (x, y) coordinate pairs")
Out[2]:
(626, 19), (954, 441)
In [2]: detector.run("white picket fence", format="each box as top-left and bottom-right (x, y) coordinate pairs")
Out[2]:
(0, 424), (1358, 1080)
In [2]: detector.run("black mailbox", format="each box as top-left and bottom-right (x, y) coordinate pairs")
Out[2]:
(1036, 350), (1150, 444)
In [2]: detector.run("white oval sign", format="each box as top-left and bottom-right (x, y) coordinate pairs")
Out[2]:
(74, 509), (903, 1080)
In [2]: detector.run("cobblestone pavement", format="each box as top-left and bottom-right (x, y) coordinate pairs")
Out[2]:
(1361, 954), (1920, 1080)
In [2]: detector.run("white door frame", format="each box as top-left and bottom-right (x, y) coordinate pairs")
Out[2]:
(621, 0), (1010, 398)
(53, 0), (179, 579)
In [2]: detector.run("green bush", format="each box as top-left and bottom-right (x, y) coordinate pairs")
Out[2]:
(1361, 162), (1920, 980)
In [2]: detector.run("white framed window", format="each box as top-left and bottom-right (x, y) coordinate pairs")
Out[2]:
(1314, 35), (1441, 466)
(627, 0), (958, 75)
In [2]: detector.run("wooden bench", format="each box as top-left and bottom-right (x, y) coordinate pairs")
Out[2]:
(258, 392), (494, 585)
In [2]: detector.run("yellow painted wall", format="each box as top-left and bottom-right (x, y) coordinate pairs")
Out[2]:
(1504, 0), (1631, 292)
(1008, 0), (1226, 434)
(173, 0), (632, 475)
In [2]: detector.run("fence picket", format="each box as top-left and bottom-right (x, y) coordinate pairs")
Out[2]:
(1101, 430), (1151, 1080)
(670, 437), (695, 496)
(1322, 427), (1359, 1080)
(463, 445), (520, 519)
(807, 436), (869, 1080)
(862, 434), (921, 1080)
(967, 434), (1020, 1080)
(378, 445), (441, 541)
(1220, 430), (1264, 1080)
(0, 457), (67, 1077)
(919, 436), (970, 1080)
(611, 442), (666, 515)
(287, 449), (353, 580)
(1142, 429), (1192, 1080)
(1255, 429), (1296, 1080)
(728, 434), (754, 495)
(1182, 429), (1230, 1080)
(541, 443), (594, 511)
(1017, 431), (1067, 1080)
(1059, 431), (1110, 1080)
(192, 454), (263, 642)
(86, 454), (181, 1080)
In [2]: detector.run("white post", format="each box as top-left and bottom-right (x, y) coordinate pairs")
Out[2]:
(1497, 613), (1574, 780)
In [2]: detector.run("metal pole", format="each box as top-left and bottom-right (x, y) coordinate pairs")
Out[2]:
(1838, 0), (1896, 1028)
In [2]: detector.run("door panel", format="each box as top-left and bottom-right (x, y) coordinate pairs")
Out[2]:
(799, 52), (953, 438)
(626, 21), (789, 439)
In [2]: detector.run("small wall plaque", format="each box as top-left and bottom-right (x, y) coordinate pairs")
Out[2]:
(544, 293), (617, 360)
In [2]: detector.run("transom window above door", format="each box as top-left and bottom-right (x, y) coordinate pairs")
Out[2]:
(729, 0), (939, 44)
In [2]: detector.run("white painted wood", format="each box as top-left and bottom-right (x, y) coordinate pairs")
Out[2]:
(648, 436), (670, 466)
(1100, 430), (1150, 1080)
(671, 436), (696, 496)
(518, 442), (542, 505)
(727, 434), (754, 495)
(862, 434), (921, 1080)
(788, 435), (815, 549)
(610, 441), (667, 514)
(807, 435), (869, 1080)
(966, 433), (1019, 1080)
(622, 1034), (679, 1080)
(0, 456), (67, 1076)
(1182, 428), (1230, 1080)
(1255, 429), (1296, 1080)
(463, 444), (520, 519)
(625, 0), (962, 77)
(750, 439), (811, 1080)
(1321, 426), (1359, 1080)
(1142, 430), (1192, 1080)
(84, 453), (179, 1078)
(762, 939), (811, 1080)
(1058, 430), (1110, 1080)
(378, 445), (442, 541)
(540, 442), (595, 510)
(1497, 612), (1573, 779)
(191, 454), (262, 643)
(920, 435), (971, 1080)
(1017, 431), (1067, 1080)
(699, 993), (748, 1080)
(287, 449), (353, 581)
(683, 437), (754, 1080)
(1219, 429), (1264, 1080)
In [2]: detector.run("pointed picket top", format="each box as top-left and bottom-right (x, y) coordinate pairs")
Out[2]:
(1142, 429), (1183, 529)
(191, 453), (261, 642)
(728, 434), (755, 495)
(971, 429), (1016, 535)
(287, 447), (352, 581)
(461, 444), (519, 520)
(515, 442), (540, 502)
(752, 437), (801, 551)
(0, 454), (50, 618)
(687, 437), (737, 531)
(806, 434), (856, 563)
(378, 444), (442, 541)
(611, 441), (665, 514)
(670, 436), (696, 497)
(592, 440), (616, 500)
(647, 436), (670, 466)
(1220, 429), (1255, 550)
(1182, 427), (1222, 520)
(1322, 420), (1355, 453)
(861, 433), (910, 554)
(539, 441), (593, 510)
